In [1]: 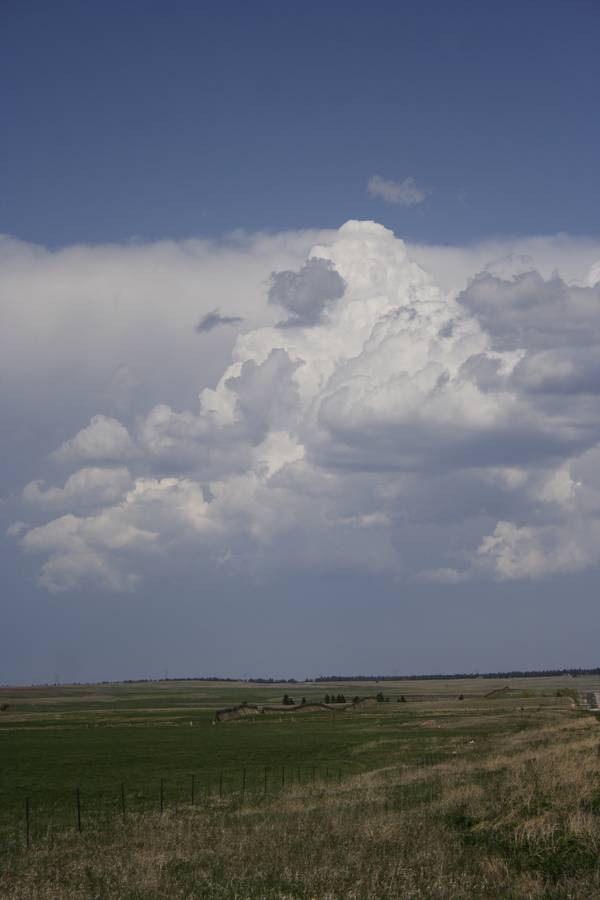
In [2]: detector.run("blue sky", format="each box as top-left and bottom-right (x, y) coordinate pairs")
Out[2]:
(2, 2), (600, 685)
(3, 0), (599, 246)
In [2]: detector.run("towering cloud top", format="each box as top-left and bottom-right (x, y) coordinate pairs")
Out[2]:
(11, 222), (600, 592)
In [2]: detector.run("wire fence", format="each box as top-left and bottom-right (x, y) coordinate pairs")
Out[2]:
(1, 764), (347, 852)
(2, 755), (445, 855)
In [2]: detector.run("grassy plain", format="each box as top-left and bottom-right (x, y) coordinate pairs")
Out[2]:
(1, 675), (600, 897)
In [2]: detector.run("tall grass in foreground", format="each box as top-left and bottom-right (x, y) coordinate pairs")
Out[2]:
(2, 713), (600, 898)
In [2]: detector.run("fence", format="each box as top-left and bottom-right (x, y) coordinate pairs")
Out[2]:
(2, 755), (445, 854)
(2, 764), (348, 853)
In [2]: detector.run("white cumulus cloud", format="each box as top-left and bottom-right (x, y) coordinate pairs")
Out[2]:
(23, 467), (133, 509)
(54, 417), (136, 462)
(368, 175), (428, 206)
(6, 221), (600, 592)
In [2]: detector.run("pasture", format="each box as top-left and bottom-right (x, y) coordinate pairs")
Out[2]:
(1, 675), (599, 897)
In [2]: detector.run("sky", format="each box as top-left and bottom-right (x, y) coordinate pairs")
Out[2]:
(2, 1), (600, 684)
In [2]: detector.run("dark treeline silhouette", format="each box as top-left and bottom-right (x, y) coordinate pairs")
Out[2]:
(118, 677), (300, 685)
(315, 667), (600, 682)
(10, 667), (600, 690)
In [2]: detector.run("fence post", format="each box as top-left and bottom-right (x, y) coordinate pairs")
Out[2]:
(338, 769), (342, 785)
(264, 766), (268, 796)
(281, 765), (285, 789)
(219, 772), (223, 799)
(75, 788), (82, 833)
(160, 778), (164, 813)
(25, 797), (30, 849)
(120, 782), (126, 817)
(241, 768), (246, 804)
(191, 774), (195, 806)
(312, 766), (315, 785)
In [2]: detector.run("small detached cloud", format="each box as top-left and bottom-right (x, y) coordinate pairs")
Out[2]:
(196, 309), (243, 333)
(368, 174), (428, 206)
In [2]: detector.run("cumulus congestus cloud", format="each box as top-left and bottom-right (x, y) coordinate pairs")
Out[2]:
(11, 220), (600, 591)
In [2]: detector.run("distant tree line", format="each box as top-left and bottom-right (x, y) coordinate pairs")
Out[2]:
(15, 666), (600, 691)
(119, 676), (301, 685)
(314, 667), (600, 682)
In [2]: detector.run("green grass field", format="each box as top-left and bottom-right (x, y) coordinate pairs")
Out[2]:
(0, 676), (591, 842)
(1, 675), (600, 897)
